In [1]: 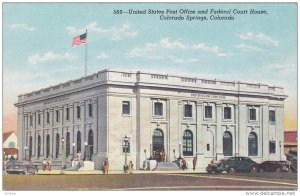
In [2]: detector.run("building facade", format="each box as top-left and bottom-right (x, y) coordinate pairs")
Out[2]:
(3, 131), (18, 160)
(15, 69), (287, 170)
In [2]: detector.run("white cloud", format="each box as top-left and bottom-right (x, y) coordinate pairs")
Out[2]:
(264, 63), (296, 73)
(66, 22), (137, 41)
(96, 52), (110, 60)
(168, 56), (199, 64)
(160, 38), (186, 49)
(28, 51), (78, 65)
(192, 43), (227, 56)
(236, 44), (264, 51)
(10, 23), (35, 31)
(239, 32), (279, 46)
(126, 43), (158, 57)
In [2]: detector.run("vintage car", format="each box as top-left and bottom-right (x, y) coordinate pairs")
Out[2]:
(259, 161), (290, 172)
(219, 156), (259, 174)
(285, 154), (297, 172)
(5, 160), (38, 175)
(206, 159), (227, 174)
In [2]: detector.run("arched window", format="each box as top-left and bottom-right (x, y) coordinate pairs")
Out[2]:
(56, 133), (60, 159)
(37, 135), (41, 158)
(88, 129), (93, 160)
(29, 136), (33, 160)
(66, 132), (70, 157)
(46, 134), (50, 158)
(77, 131), (81, 153)
(183, 130), (193, 156)
(248, 132), (258, 156)
(223, 131), (233, 156)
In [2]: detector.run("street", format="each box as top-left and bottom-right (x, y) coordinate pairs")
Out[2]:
(2, 172), (298, 191)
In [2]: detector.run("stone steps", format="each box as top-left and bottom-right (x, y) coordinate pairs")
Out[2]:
(155, 162), (180, 171)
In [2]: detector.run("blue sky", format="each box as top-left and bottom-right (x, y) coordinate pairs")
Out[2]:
(3, 3), (297, 131)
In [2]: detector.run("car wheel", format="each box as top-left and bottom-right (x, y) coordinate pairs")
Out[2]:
(227, 167), (236, 174)
(275, 167), (282, 173)
(250, 166), (258, 173)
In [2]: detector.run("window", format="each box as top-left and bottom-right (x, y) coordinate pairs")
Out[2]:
(207, 144), (210, 151)
(77, 131), (81, 153)
(248, 132), (258, 156)
(223, 131), (233, 156)
(249, 108), (256, 121)
(66, 132), (70, 157)
(205, 105), (212, 119)
(183, 130), (193, 156)
(29, 115), (33, 127)
(38, 113), (41, 125)
(37, 135), (41, 158)
(88, 103), (93, 117)
(46, 134), (50, 158)
(46, 111), (50, 124)
(122, 138), (131, 153)
(269, 141), (276, 154)
(56, 134), (60, 158)
(77, 106), (81, 119)
(184, 104), (193, 117)
(122, 101), (130, 115)
(29, 136), (32, 160)
(224, 107), (232, 120)
(8, 142), (15, 148)
(66, 108), (70, 121)
(154, 102), (163, 116)
(56, 110), (59, 122)
(269, 110), (276, 123)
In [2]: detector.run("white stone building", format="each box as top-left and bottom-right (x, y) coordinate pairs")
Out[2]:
(15, 69), (287, 170)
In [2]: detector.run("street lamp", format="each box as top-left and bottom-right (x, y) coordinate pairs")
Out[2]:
(24, 146), (28, 160)
(279, 141), (282, 161)
(60, 137), (65, 175)
(173, 149), (176, 161)
(144, 149), (147, 160)
(72, 143), (76, 159)
(123, 135), (130, 173)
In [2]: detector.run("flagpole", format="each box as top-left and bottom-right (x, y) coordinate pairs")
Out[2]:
(85, 29), (88, 77)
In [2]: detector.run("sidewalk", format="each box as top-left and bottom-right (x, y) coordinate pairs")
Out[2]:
(38, 168), (207, 175)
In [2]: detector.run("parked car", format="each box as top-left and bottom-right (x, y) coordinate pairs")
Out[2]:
(5, 160), (38, 175)
(285, 154), (297, 172)
(219, 156), (259, 174)
(259, 161), (291, 172)
(206, 159), (227, 174)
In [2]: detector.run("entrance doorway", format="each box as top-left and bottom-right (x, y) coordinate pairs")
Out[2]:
(152, 129), (165, 162)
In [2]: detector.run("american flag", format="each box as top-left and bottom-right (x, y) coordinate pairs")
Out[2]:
(72, 32), (87, 47)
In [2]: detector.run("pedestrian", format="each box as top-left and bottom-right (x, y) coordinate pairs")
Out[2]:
(42, 159), (47, 171)
(192, 156), (197, 171)
(76, 151), (82, 167)
(182, 158), (187, 170)
(129, 161), (134, 174)
(102, 157), (109, 174)
(47, 157), (52, 171)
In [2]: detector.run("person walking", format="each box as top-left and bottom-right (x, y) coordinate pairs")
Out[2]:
(47, 157), (52, 171)
(42, 159), (47, 171)
(76, 151), (82, 167)
(102, 157), (109, 174)
(129, 161), (134, 174)
(182, 158), (187, 170)
(192, 156), (197, 171)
